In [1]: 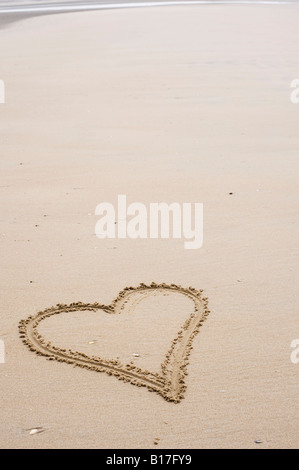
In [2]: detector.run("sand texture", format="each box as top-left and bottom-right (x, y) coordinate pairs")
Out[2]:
(0, 3), (298, 449)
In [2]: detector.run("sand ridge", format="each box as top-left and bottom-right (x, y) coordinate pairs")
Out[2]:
(19, 283), (210, 403)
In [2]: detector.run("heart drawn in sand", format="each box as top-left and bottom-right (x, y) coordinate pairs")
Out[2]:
(19, 283), (209, 403)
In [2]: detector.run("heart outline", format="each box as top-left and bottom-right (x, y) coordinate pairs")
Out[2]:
(19, 283), (209, 403)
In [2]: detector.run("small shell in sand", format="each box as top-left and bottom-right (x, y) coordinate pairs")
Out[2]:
(29, 427), (44, 435)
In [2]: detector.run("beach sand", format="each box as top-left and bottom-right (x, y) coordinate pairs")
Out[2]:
(0, 3), (298, 448)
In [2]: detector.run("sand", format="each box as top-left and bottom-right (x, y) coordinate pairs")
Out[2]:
(0, 2), (298, 449)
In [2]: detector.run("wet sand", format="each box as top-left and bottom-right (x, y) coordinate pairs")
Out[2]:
(0, 3), (298, 449)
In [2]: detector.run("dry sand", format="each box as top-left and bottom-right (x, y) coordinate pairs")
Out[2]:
(0, 3), (298, 449)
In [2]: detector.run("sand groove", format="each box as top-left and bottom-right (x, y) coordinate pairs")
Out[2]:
(19, 283), (209, 403)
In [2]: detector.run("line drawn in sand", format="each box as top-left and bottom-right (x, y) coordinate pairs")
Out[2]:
(19, 283), (210, 403)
